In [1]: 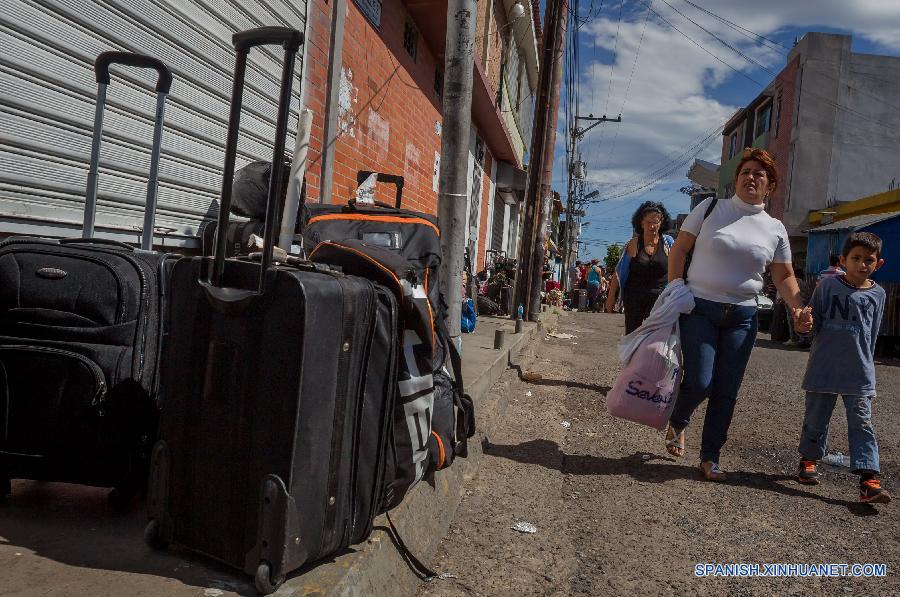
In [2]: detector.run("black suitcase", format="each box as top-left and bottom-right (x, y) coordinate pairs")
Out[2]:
(145, 27), (399, 594)
(0, 52), (175, 504)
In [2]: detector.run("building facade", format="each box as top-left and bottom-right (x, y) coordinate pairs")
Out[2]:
(305, 0), (540, 273)
(718, 32), (900, 261)
(1, 0), (540, 271)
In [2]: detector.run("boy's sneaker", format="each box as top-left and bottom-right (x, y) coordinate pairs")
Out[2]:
(797, 459), (820, 485)
(860, 478), (891, 504)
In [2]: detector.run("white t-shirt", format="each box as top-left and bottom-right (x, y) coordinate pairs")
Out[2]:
(681, 195), (791, 306)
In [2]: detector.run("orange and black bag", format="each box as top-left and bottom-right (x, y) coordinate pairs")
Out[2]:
(305, 177), (474, 510)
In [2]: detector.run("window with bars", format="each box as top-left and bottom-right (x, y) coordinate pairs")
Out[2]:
(434, 68), (444, 98)
(774, 92), (783, 138)
(403, 20), (418, 61)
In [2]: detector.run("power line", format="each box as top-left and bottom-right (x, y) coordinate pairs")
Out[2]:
(599, 0), (652, 171)
(657, 0), (777, 77)
(680, 0), (789, 53)
(635, 0), (764, 86)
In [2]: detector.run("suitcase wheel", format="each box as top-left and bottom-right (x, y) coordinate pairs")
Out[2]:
(143, 519), (169, 551)
(107, 487), (133, 512)
(254, 561), (285, 595)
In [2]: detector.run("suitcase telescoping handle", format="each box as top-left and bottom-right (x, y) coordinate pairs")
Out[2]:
(83, 52), (173, 251)
(206, 27), (303, 302)
(356, 171), (404, 209)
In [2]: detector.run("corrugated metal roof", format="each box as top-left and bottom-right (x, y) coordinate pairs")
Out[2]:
(809, 210), (900, 232)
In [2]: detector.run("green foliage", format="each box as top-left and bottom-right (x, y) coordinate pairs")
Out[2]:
(604, 243), (623, 272)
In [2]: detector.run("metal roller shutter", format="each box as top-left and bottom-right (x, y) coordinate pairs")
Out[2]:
(0, 0), (307, 248)
(490, 194), (504, 253)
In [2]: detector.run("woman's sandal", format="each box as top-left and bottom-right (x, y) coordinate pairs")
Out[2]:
(665, 424), (685, 458)
(699, 461), (727, 482)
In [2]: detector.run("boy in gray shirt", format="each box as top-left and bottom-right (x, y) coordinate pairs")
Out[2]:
(796, 232), (890, 504)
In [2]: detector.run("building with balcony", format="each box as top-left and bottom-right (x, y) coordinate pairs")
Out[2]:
(717, 32), (900, 261)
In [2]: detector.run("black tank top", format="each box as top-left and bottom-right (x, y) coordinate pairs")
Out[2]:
(625, 236), (668, 295)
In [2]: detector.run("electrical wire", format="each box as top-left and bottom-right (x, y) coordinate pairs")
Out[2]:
(680, 0), (789, 52)
(634, 0), (764, 86)
(598, 0), (652, 171)
(657, 0), (778, 77)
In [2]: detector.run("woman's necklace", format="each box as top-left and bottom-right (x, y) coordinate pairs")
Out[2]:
(643, 236), (659, 256)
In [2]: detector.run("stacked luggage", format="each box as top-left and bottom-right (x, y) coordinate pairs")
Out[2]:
(2, 26), (474, 596)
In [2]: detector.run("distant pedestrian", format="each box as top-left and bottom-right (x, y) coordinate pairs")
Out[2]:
(817, 253), (845, 283)
(605, 201), (674, 333)
(569, 260), (583, 290)
(796, 232), (891, 504)
(586, 259), (603, 310)
(664, 148), (811, 481)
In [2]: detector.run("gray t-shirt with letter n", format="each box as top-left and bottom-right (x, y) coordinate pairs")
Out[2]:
(802, 276), (885, 395)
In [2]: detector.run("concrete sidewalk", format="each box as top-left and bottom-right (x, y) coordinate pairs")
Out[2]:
(0, 311), (558, 597)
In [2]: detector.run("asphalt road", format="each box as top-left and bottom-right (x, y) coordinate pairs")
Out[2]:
(417, 311), (899, 596)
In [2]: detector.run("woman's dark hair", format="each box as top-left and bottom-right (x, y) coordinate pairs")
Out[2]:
(631, 201), (672, 236)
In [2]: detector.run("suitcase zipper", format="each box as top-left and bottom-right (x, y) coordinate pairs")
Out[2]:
(0, 345), (108, 413)
(322, 278), (361, 553)
(347, 288), (378, 540)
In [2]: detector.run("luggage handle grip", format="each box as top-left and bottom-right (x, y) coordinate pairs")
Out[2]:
(59, 238), (135, 251)
(356, 171), (404, 208)
(233, 27), (304, 52)
(210, 27), (302, 294)
(199, 281), (258, 312)
(95, 52), (173, 93)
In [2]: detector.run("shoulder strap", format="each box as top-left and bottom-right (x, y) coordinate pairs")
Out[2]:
(436, 303), (476, 455)
(683, 198), (718, 282)
(385, 511), (440, 580)
(703, 197), (718, 220)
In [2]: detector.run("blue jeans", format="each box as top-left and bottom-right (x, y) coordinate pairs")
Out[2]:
(799, 392), (880, 474)
(670, 297), (758, 463)
(586, 281), (600, 309)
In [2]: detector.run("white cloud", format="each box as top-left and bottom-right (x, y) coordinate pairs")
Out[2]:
(556, 0), (900, 258)
(564, 0), (900, 202)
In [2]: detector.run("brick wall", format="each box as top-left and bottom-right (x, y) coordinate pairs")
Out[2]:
(301, 0), (332, 204)
(305, 0), (444, 214)
(476, 0), (505, 95)
(766, 56), (799, 221)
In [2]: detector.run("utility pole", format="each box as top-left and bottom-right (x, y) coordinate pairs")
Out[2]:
(438, 0), (477, 348)
(514, 0), (567, 322)
(526, 0), (567, 320)
(561, 114), (621, 291)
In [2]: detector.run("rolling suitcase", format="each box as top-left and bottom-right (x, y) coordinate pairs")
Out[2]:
(145, 27), (399, 594)
(0, 52), (175, 505)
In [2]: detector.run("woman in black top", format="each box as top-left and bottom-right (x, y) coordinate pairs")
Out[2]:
(605, 201), (674, 334)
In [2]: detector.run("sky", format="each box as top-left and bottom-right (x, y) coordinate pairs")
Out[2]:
(551, 0), (900, 262)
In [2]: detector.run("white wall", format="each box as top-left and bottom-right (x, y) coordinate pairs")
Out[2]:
(783, 33), (900, 234)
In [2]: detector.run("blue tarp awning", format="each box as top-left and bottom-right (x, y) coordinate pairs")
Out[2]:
(806, 211), (900, 282)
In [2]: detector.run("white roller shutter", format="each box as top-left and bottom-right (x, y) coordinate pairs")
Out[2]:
(0, 0), (307, 247)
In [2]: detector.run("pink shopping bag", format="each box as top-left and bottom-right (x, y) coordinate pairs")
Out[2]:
(606, 322), (681, 430)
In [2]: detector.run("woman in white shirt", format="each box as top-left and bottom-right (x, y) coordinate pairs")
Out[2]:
(664, 148), (811, 481)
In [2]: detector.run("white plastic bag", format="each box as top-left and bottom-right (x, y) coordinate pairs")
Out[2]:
(606, 321), (681, 430)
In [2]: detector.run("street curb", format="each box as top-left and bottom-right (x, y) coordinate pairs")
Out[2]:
(282, 311), (559, 596)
